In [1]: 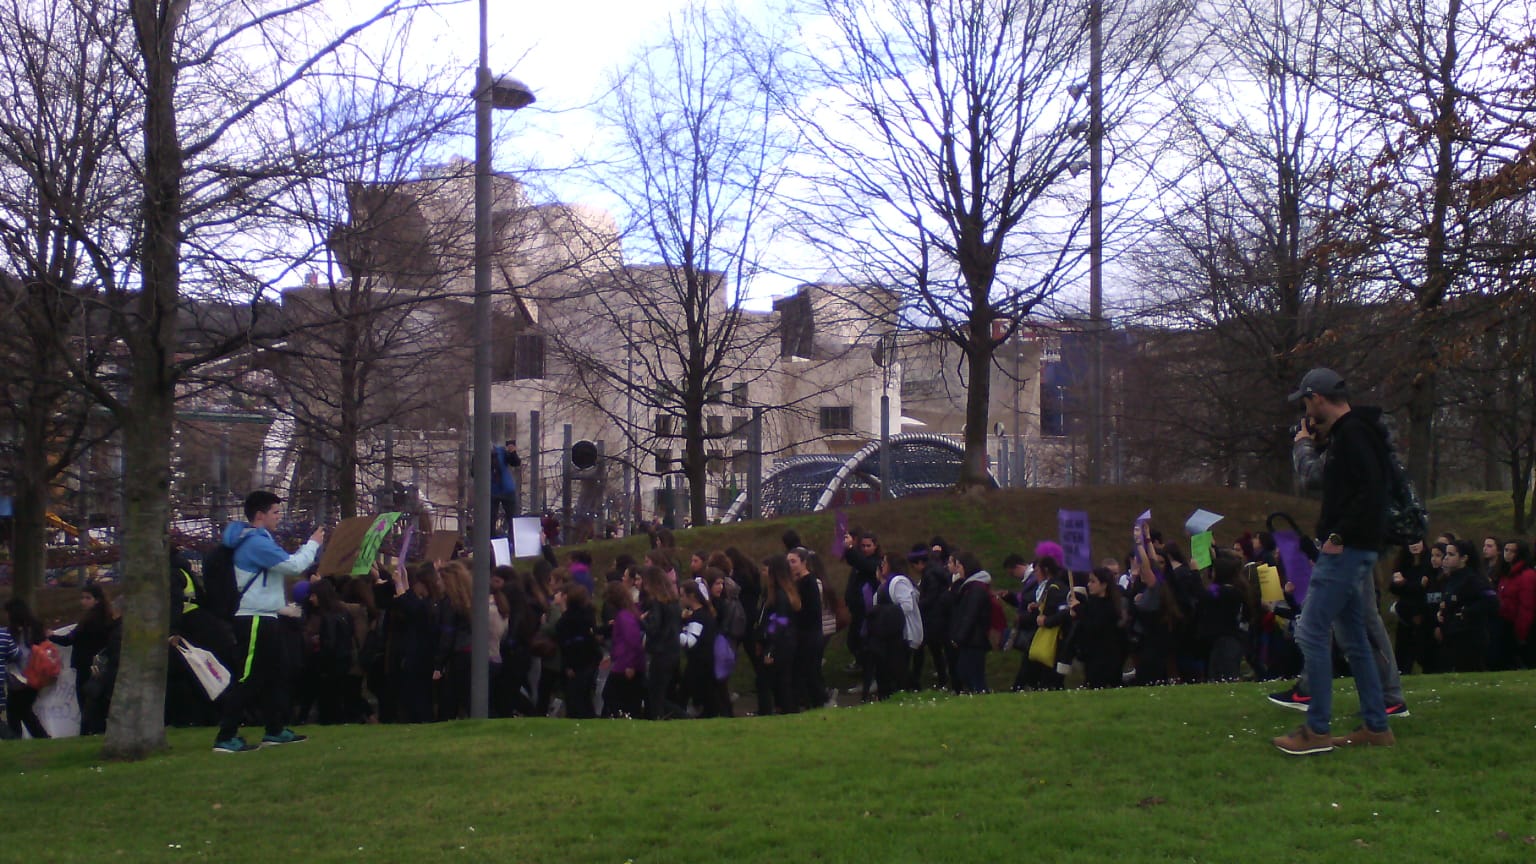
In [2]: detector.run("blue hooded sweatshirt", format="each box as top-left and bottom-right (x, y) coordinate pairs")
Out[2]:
(220, 522), (321, 617)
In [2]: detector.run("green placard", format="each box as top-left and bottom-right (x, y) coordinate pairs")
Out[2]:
(351, 512), (403, 576)
(1191, 531), (1215, 570)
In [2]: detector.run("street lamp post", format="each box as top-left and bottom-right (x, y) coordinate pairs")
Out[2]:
(472, 0), (534, 720)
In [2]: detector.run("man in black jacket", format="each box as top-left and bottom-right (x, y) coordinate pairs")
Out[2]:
(1272, 369), (1394, 756)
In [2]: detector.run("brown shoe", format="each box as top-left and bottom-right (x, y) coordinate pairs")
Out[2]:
(1273, 724), (1334, 756)
(1331, 725), (1396, 747)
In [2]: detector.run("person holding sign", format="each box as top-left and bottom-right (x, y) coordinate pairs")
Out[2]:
(1271, 369), (1393, 755)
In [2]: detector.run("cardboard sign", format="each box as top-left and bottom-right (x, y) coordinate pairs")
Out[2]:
(421, 530), (461, 564)
(511, 516), (544, 559)
(351, 512), (403, 576)
(316, 516), (381, 577)
(1184, 509), (1224, 535)
(1190, 531), (1215, 570)
(1256, 564), (1284, 604)
(1058, 509), (1092, 573)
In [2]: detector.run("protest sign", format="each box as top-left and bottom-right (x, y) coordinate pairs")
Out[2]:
(1058, 510), (1092, 573)
(317, 516), (380, 577)
(511, 516), (544, 558)
(1256, 564), (1284, 604)
(396, 522), (416, 569)
(1272, 531), (1313, 605)
(831, 510), (849, 559)
(350, 512), (403, 576)
(421, 530), (461, 564)
(1190, 531), (1215, 569)
(491, 537), (512, 567)
(1184, 509), (1224, 535)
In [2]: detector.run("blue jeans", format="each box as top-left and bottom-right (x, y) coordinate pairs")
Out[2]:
(1295, 548), (1387, 733)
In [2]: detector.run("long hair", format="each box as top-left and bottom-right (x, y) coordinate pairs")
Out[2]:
(604, 580), (637, 615)
(81, 583), (115, 629)
(4, 598), (44, 644)
(763, 555), (802, 612)
(725, 546), (761, 592)
(439, 561), (474, 618)
(641, 565), (677, 604)
(312, 578), (345, 616)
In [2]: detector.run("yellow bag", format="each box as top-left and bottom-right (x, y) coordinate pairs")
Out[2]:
(1028, 625), (1060, 666)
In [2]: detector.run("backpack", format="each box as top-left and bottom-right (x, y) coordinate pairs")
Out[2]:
(202, 533), (263, 620)
(713, 633), (737, 681)
(22, 640), (62, 690)
(1383, 448), (1429, 547)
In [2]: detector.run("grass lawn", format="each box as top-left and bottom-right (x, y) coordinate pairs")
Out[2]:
(2, 671), (1533, 863)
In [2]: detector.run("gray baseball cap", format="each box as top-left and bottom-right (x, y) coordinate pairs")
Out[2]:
(1288, 368), (1348, 403)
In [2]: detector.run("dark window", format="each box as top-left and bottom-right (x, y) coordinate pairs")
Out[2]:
(731, 415), (749, 441)
(819, 406), (853, 431)
(775, 290), (814, 359)
(512, 333), (545, 380)
(706, 381), (724, 403)
(707, 415), (724, 436)
(654, 449), (673, 473)
(707, 450), (725, 473)
(731, 451), (751, 473)
(1041, 385), (1066, 437)
(730, 382), (749, 406)
(655, 414), (673, 437)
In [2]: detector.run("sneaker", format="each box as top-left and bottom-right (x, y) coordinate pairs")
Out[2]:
(1384, 702), (1410, 718)
(260, 729), (308, 747)
(212, 737), (256, 754)
(1273, 724), (1334, 756)
(1267, 687), (1311, 712)
(1331, 725), (1396, 747)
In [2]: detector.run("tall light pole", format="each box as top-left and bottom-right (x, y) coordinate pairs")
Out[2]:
(472, 0), (534, 720)
(1086, 0), (1105, 485)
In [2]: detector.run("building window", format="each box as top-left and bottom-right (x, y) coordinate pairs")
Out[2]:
(730, 382), (749, 406)
(731, 451), (751, 473)
(1041, 386), (1067, 437)
(706, 381), (724, 403)
(775, 290), (814, 359)
(707, 449), (725, 473)
(512, 333), (545, 380)
(707, 415), (724, 436)
(731, 415), (750, 441)
(819, 406), (853, 432)
(655, 414), (673, 437)
(654, 449), (673, 473)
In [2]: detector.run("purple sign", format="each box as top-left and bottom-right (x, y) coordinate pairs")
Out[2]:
(1272, 531), (1313, 606)
(1058, 509), (1093, 574)
(830, 510), (849, 559)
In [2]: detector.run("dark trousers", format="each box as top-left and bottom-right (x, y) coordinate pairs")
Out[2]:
(646, 655), (677, 719)
(565, 663), (597, 719)
(1395, 621), (1422, 675)
(756, 640), (797, 715)
(955, 646), (989, 693)
(492, 493), (519, 535)
(602, 669), (645, 718)
(794, 629), (825, 709)
(6, 685), (48, 739)
(912, 636), (950, 690)
(217, 616), (291, 742)
(875, 642), (912, 699)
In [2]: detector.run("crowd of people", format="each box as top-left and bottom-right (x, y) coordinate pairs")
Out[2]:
(3, 506), (1533, 741)
(157, 515), (1536, 734)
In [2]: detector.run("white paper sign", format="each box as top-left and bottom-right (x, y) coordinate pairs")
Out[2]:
(512, 516), (544, 559)
(1184, 508), (1225, 535)
(491, 537), (512, 567)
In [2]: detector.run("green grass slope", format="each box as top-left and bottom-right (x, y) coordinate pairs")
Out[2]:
(2, 672), (1532, 863)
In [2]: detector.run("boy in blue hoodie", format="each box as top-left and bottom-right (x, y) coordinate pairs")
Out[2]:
(213, 491), (325, 753)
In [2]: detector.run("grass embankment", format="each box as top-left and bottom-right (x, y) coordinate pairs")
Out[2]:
(2, 672), (1533, 863)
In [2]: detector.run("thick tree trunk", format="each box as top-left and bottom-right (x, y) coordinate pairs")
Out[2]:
(103, 392), (174, 760)
(685, 398), (707, 528)
(959, 331), (995, 490)
(104, 0), (186, 761)
(9, 473), (48, 602)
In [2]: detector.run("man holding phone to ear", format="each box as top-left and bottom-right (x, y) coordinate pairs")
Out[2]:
(1272, 369), (1395, 756)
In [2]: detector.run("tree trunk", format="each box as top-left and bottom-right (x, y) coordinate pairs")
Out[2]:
(104, 0), (187, 761)
(685, 397), (707, 528)
(103, 392), (174, 760)
(9, 472), (48, 602)
(958, 329), (995, 490)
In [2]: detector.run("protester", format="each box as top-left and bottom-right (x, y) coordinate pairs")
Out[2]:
(4, 598), (50, 739)
(601, 581), (645, 719)
(947, 551), (994, 694)
(1068, 568), (1124, 689)
(639, 566), (682, 720)
(48, 584), (121, 735)
(755, 555), (800, 715)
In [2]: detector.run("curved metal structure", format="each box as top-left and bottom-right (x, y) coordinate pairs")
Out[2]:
(720, 433), (999, 523)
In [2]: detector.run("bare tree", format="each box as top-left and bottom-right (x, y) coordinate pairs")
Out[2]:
(1314, 0), (1536, 491)
(0, 0), (140, 597)
(789, 0), (1185, 490)
(543, 2), (813, 527)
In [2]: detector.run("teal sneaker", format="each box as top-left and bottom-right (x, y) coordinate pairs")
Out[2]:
(212, 737), (256, 754)
(260, 729), (308, 747)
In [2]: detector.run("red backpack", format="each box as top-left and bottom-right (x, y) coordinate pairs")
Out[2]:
(22, 641), (63, 689)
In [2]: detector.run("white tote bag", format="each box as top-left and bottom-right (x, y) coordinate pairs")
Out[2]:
(175, 637), (232, 701)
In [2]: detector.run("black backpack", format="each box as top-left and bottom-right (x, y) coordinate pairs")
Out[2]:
(1383, 449), (1429, 547)
(201, 534), (264, 620)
